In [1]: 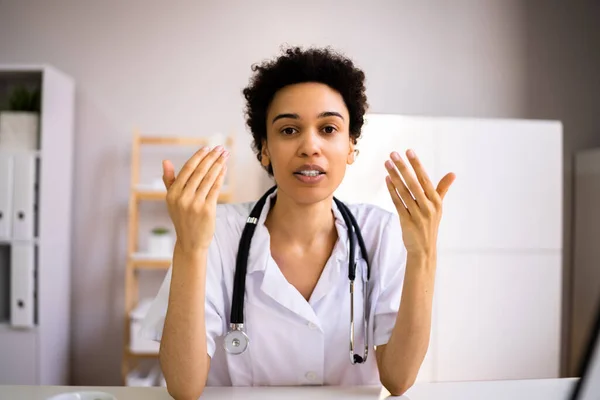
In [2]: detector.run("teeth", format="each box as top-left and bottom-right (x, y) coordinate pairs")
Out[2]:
(298, 170), (321, 177)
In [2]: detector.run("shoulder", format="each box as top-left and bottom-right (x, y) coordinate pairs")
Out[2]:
(343, 202), (397, 234)
(341, 202), (406, 280)
(209, 201), (257, 261)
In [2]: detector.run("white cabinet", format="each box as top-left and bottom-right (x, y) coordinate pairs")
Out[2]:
(434, 118), (562, 251)
(0, 65), (74, 385)
(335, 114), (563, 382)
(435, 252), (562, 381)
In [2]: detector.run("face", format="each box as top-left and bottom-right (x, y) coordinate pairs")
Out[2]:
(261, 82), (356, 205)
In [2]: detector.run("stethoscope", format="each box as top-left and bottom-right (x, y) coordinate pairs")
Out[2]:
(223, 185), (371, 365)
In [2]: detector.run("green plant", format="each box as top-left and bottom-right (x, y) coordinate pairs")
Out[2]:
(7, 86), (41, 112)
(151, 227), (171, 235)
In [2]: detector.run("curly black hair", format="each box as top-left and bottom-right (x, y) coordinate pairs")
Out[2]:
(242, 46), (369, 175)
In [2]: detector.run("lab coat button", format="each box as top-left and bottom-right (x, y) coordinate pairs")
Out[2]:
(305, 371), (317, 381)
(307, 322), (318, 330)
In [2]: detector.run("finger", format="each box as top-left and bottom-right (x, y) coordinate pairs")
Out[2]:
(169, 146), (210, 192)
(389, 152), (428, 207)
(206, 164), (227, 204)
(162, 160), (176, 190)
(437, 172), (456, 200)
(385, 175), (410, 219)
(196, 151), (229, 200)
(181, 146), (226, 197)
(406, 149), (437, 200)
(385, 159), (418, 216)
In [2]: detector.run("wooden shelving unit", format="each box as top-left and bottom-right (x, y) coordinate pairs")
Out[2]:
(121, 130), (234, 384)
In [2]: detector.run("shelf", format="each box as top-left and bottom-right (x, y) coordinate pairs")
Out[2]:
(0, 149), (41, 157)
(129, 253), (171, 269)
(133, 184), (233, 203)
(0, 238), (39, 245)
(138, 136), (209, 146)
(125, 347), (159, 358)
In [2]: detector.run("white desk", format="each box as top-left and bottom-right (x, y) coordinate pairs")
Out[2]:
(0, 378), (579, 400)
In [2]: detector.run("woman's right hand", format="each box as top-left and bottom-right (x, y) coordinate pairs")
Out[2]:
(162, 145), (229, 254)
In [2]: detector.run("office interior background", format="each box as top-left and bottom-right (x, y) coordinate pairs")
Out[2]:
(0, 0), (599, 388)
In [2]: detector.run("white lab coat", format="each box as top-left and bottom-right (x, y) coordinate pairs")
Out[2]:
(141, 189), (407, 387)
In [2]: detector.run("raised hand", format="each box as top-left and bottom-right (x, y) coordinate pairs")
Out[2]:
(163, 145), (229, 254)
(384, 149), (455, 257)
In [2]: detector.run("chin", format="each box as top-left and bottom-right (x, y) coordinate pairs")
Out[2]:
(277, 177), (339, 205)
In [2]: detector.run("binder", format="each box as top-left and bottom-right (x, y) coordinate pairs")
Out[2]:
(0, 154), (13, 238)
(12, 154), (36, 240)
(10, 242), (35, 328)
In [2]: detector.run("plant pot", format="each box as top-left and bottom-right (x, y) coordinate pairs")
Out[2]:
(147, 233), (174, 256)
(0, 111), (39, 150)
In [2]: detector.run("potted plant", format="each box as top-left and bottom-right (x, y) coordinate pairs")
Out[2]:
(0, 85), (41, 150)
(147, 226), (174, 256)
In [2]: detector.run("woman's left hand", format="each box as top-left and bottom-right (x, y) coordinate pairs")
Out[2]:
(385, 149), (456, 259)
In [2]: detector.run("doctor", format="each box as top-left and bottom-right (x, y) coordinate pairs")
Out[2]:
(141, 46), (455, 399)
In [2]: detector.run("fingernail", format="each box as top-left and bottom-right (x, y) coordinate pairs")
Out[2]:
(407, 149), (415, 159)
(201, 146), (209, 152)
(222, 150), (230, 158)
(215, 145), (224, 152)
(385, 160), (394, 169)
(391, 152), (401, 161)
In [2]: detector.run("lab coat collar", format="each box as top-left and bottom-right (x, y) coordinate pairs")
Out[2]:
(245, 187), (351, 274)
(245, 187), (353, 324)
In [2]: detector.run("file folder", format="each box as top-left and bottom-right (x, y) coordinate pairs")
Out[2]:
(12, 155), (36, 240)
(0, 155), (13, 239)
(10, 242), (35, 328)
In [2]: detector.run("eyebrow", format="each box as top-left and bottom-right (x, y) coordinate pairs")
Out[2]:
(271, 111), (344, 124)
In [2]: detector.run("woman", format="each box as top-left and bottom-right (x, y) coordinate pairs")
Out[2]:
(141, 46), (455, 399)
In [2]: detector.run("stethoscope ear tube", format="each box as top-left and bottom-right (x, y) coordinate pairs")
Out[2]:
(231, 185), (278, 325)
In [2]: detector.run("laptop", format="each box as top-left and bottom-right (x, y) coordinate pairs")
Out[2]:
(570, 296), (600, 399)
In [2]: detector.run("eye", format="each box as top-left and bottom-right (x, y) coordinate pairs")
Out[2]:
(323, 125), (337, 134)
(281, 127), (297, 135)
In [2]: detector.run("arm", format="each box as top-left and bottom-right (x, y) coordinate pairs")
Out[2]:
(376, 252), (435, 396)
(157, 145), (229, 399)
(159, 245), (211, 400)
(378, 148), (455, 396)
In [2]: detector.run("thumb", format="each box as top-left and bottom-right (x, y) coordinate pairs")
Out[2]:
(162, 160), (175, 190)
(437, 172), (456, 200)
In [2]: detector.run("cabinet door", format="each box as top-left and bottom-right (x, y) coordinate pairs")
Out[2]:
(0, 325), (37, 384)
(12, 155), (37, 240)
(0, 155), (13, 239)
(335, 114), (435, 213)
(434, 251), (562, 381)
(434, 119), (562, 251)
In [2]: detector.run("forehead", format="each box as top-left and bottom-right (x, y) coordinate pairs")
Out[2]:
(267, 82), (348, 118)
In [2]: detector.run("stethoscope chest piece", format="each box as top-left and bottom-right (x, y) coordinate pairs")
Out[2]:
(224, 324), (249, 355)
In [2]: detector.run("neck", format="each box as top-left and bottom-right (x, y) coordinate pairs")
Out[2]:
(265, 191), (336, 248)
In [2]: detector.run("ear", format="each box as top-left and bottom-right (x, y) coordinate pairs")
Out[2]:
(260, 139), (270, 168)
(347, 140), (357, 165)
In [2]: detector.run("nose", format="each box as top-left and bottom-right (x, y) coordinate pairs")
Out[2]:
(298, 128), (321, 157)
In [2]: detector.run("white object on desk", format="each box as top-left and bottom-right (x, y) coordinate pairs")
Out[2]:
(46, 391), (116, 400)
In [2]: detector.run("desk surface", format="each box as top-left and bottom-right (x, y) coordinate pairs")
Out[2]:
(0, 378), (579, 400)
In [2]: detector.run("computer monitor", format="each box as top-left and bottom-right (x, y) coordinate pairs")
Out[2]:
(570, 296), (600, 400)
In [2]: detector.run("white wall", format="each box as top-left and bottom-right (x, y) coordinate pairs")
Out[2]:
(0, 0), (592, 385)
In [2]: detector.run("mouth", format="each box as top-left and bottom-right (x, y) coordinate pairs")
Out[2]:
(294, 170), (325, 177)
(293, 164), (326, 177)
